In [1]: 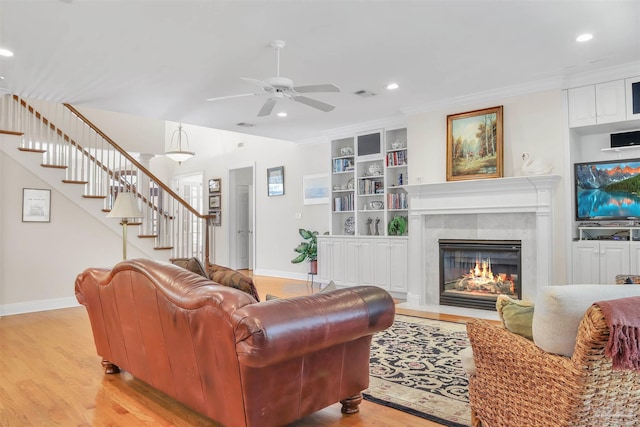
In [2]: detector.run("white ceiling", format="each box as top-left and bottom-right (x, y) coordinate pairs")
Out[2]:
(1, 0), (639, 142)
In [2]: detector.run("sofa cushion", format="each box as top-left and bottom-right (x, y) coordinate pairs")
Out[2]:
(532, 284), (640, 358)
(208, 264), (260, 302)
(496, 295), (534, 340)
(170, 257), (208, 278)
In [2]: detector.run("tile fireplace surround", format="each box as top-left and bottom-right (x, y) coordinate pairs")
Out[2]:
(400, 175), (560, 318)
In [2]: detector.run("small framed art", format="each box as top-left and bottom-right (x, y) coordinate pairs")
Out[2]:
(22, 188), (51, 222)
(208, 178), (221, 193)
(209, 194), (221, 209)
(267, 166), (284, 196)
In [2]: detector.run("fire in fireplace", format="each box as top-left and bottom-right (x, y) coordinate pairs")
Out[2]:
(439, 239), (522, 311)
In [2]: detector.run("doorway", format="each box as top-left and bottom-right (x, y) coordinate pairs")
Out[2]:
(229, 165), (255, 270)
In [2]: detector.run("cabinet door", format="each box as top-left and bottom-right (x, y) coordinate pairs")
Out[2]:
(629, 242), (640, 274)
(568, 86), (596, 128)
(595, 80), (626, 124)
(599, 241), (630, 284)
(358, 239), (375, 286)
(373, 239), (391, 290)
(343, 239), (360, 287)
(388, 239), (408, 292)
(317, 238), (345, 283)
(626, 76), (640, 121)
(572, 241), (600, 283)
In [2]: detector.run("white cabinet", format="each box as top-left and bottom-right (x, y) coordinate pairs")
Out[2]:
(568, 80), (626, 128)
(626, 76), (640, 121)
(318, 236), (408, 293)
(572, 240), (630, 284)
(373, 238), (408, 292)
(317, 237), (344, 283)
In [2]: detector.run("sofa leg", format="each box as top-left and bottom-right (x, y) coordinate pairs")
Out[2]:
(101, 359), (120, 374)
(471, 408), (483, 427)
(340, 393), (362, 414)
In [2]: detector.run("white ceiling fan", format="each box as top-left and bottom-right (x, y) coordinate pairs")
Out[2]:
(206, 40), (340, 117)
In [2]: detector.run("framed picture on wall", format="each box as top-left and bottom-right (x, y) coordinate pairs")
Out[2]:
(22, 188), (51, 222)
(267, 166), (284, 196)
(209, 210), (221, 226)
(446, 105), (503, 181)
(208, 178), (221, 193)
(302, 173), (329, 205)
(209, 194), (221, 209)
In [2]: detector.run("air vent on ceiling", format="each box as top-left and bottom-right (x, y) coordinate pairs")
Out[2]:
(236, 122), (255, 128)
(354, 90), (376, 98)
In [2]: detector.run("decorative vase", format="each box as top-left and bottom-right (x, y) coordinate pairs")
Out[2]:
(309, 259), (318, 275)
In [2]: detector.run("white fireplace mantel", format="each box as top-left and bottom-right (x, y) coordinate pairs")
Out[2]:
(404, 175), (561, 215)
(404, 175), (561, 308)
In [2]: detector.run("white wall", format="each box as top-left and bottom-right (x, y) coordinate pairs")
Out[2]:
(155, 122), (330, 279)
(407, 89), (568, 284)
(0, 139), (148, 315)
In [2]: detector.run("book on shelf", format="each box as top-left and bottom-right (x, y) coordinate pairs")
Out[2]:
(386, 150), (407, 167)
(333, 158), (354, 173)
(387, 192), (408, 210)
(333, 193), (354, 212)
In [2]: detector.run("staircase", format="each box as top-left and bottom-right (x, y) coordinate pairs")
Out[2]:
(0, 94), (213, 264)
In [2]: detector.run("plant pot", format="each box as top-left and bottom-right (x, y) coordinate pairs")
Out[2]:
(309, 260), (318, 275)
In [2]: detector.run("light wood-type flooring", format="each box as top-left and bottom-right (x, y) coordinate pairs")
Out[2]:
(0, 272), (475, 427)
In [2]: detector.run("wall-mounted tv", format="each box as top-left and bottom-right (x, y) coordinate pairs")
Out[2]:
(575, 158), (640, 221)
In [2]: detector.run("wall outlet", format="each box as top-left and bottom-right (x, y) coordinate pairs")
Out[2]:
(294, 213), (302, 220)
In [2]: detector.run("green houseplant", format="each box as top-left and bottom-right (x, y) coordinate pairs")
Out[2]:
(388, 215), (408, 236)
(291, 228), (327, 274)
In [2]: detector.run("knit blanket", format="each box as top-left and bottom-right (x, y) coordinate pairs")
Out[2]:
(595, 296), (640, 372)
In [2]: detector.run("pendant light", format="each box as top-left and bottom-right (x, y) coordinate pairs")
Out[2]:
(165, 123), (195, 164)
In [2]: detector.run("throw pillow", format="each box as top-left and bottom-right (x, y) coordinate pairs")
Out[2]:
(320, 280), (337, 293)
(496, 294), (534, 340)
(209, 267), (261, 302)
(170, 257), (208, 278)
(265, 294), (280, 300)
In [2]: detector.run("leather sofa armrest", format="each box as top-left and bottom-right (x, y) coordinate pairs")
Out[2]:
(233, 286), (395, 367)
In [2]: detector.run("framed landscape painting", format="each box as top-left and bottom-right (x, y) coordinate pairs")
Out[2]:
(446, 106), (503, 181)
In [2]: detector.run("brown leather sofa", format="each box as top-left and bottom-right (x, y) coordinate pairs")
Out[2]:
(74, 258), (395, 427)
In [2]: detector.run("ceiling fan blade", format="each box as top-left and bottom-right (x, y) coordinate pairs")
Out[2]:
(241, 77), (274, 91)
(206, 93), (257, 102)
(294, 84), (340, 93)
(293, 95), (335, 112)
(257, 98), (277, 117)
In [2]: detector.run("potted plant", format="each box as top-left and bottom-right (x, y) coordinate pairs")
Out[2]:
(388, 215), (408, 236)
(291, 228), (327, 274)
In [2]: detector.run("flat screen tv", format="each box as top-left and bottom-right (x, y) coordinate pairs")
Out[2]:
(575, 158), (640, 221)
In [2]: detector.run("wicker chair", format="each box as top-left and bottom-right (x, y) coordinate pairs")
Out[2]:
(466, 303), (640, 427)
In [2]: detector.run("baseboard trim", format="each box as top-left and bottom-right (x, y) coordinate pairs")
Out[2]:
(0, 297), (80, 316)
(252, 268), (308, 281)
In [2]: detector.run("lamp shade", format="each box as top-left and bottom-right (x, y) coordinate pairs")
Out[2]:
(107, 192), (143, 219)
(165, 150), (195, 163)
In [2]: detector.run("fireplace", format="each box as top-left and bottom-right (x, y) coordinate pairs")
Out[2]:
(439, 239), (522, 311)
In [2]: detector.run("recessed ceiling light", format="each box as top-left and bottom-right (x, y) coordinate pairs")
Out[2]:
(0, 48), (14, 57)
(277, 112), (287, 117)
(386, 83), (399, 90)
(576, 33), (593, 42)
(0, 76), (4, 80)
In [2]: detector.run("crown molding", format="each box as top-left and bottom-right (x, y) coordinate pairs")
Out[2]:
(401, 76), (563, 116)
(560, 61), (640, 89)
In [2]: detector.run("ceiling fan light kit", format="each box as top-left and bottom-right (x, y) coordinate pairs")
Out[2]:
(206, 40), (340, 117)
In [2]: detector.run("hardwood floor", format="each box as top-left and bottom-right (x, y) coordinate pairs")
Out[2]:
(0, 273), (475, 427)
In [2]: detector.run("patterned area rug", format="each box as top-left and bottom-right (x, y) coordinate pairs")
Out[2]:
(364, 315), (471, 427)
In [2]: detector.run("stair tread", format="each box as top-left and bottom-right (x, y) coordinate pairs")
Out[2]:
(82, 195), (107, 199)
(18, 146), (45, 153)
(138, 235), (158, 238)
(62, 179), (88, 184)
(154, 246), (174, 250)
(42, 164), (67, 169)
(2, 130), (24, 136)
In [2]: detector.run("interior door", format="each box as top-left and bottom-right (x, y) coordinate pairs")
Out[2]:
(236, 184), (250, 269)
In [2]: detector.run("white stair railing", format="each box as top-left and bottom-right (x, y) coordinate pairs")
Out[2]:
(1, 94), (213, 263)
